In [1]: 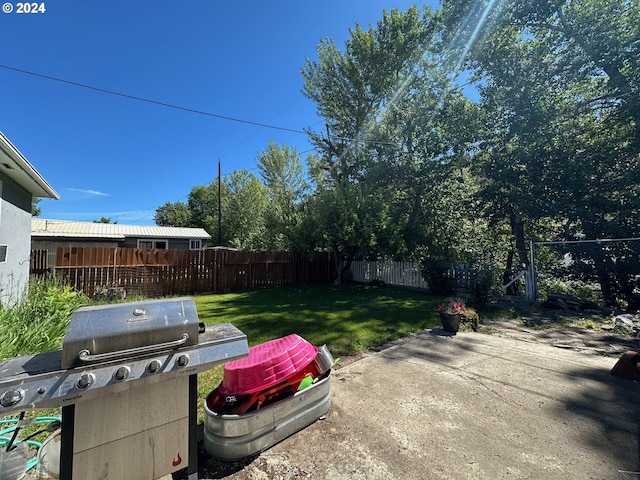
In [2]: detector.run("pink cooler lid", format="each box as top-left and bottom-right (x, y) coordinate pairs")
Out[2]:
(222, 334), (318, 394)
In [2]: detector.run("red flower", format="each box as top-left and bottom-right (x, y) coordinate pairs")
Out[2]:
(438, 298), (467, 314)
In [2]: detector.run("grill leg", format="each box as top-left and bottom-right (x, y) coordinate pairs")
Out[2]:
(60, 405), (75, 480)
(188, 374), (198, 480)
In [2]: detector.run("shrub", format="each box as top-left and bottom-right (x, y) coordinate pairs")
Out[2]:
(537, 278), (599, 303)
(471, 264), (501, 307)
(421, 257), (457, 295)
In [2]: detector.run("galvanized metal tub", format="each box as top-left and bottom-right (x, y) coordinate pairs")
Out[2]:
(203, 372), (331, 460)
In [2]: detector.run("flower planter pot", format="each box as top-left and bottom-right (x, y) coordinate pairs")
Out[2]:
(439, 312), (463, 333)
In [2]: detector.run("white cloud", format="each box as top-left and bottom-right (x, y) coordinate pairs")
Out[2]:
(65, 188), (110, 197)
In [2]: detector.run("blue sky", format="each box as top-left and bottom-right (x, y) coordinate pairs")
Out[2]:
(1, 1), (439, 225)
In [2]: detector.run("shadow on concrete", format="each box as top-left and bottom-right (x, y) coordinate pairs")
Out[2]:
(552, 366), (640, 474)
(374, 331), (640, 473)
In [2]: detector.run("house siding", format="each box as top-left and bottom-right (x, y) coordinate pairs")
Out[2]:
(122, 237), (189, 249)
(31, 240), (120, 251)
(0, 172), (33, 306)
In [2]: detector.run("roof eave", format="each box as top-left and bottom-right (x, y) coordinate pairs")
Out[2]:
(0, 131), (60, 199)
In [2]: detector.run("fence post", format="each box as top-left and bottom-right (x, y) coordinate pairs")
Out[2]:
(528, 240), (537, 301)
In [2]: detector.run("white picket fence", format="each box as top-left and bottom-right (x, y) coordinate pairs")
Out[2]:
(349, 260), (473, 293)
(349, 260), (429, 290)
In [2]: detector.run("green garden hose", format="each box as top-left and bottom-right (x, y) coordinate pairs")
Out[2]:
(0, 416), (62, 473)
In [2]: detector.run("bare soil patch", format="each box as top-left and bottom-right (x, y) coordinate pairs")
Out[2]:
(478, 300), (640, 356)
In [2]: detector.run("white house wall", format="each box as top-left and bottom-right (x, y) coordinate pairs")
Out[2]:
(0, 172), (33, 306)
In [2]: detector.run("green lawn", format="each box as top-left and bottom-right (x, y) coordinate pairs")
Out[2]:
(194, 284), (442, 356)
(193, 284), (442, 417)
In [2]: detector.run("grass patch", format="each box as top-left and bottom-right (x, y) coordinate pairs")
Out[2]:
(194, 284), (441, 356)
(193, 284), (442, 418)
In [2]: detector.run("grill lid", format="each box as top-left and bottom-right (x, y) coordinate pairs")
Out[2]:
(61, 297), (200, 369)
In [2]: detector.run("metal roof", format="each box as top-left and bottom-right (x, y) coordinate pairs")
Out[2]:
(32, 218), (211, 240)
(0, 132), (59, 199)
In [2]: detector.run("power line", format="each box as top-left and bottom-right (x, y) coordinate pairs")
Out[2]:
(0, 64), (307, 135)
(0, 63), (402, 149)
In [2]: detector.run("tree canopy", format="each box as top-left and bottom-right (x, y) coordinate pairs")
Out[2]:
(153, 1), (639, 303)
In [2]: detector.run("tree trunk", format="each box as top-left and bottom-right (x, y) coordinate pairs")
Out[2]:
(591, 247), (637, 307)
(509, 211), (529, 268)
(332, 245), (342, 284)
(341, 249), (357, 283)
(503, 249), (520, 295)
(594, 262), (618, 307)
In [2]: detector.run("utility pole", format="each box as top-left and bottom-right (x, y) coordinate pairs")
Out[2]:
(217, 160), (222, 246)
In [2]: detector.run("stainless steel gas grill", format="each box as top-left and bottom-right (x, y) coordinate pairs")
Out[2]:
(0, 297), (248, 480)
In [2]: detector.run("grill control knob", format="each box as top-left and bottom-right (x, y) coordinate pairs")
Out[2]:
(113, 366), (130, 381)
(76, 373), (95, 390)
(0, 388), (23, 408)
(146, 360), (161, 374)
(176, 355), (189, 367)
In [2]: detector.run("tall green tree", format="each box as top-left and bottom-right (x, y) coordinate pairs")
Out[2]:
(154, 201), (192, 227)
(301, 182), (390, 282)
(374, 70), (483, 260)
(31, 198), (41, 216)
(154, 172), (269, 249)
(442, 0), (639, 229)
(257, 141), (308, 250)
(210, 169), (269, 250)
(301, 5), (438, 186)
(301, 6), (477, 275)
(188, 183), (221, 231)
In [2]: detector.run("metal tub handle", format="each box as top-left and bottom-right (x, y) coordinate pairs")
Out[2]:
(77, 333), (190, 363)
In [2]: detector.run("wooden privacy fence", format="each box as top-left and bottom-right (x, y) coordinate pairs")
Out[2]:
(31, 247), (335, 297)
(30, 248), (49, 275)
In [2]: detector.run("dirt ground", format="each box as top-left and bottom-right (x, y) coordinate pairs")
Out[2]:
(174, 302), (640, 480)
(334, 301), (640, 366)
(479, 303), (640, 356)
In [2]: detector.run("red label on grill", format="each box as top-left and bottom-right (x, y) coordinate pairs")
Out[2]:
(172, 453), (182, 467)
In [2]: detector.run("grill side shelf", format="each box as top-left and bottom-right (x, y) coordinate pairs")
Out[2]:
(0, 350), (62, 379)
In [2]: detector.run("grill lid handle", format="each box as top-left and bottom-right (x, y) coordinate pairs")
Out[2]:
(77, 333), (190, 364)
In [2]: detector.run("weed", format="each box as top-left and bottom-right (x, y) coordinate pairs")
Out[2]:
(459, 322), (476, 332)
(0, 277), (88, 360)
(573, 317), (598, 329)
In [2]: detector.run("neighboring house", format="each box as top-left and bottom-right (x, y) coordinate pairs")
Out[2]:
(32, 219), (211, 267)
(0, 132), (59, 306)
